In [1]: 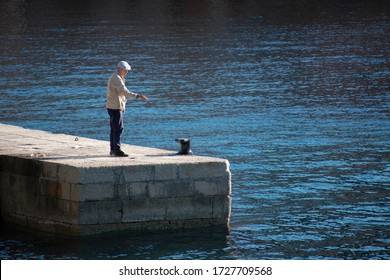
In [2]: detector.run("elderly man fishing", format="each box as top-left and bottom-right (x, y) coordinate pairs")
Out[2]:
(106, 61), (148, 157)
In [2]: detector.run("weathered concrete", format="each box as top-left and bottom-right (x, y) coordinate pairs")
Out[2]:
(0, 123), (231, 235)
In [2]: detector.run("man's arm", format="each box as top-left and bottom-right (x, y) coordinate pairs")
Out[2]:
(113, 75), (148, 101)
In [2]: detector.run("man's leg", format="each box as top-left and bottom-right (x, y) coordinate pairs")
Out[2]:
(108, 109), (124, 153)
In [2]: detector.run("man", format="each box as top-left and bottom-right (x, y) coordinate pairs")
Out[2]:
(106, 61), (148, 157)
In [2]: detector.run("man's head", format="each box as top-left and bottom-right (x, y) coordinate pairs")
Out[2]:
(117, 61), (131, 76)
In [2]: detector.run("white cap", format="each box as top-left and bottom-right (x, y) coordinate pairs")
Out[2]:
(117, 61), (131, 71)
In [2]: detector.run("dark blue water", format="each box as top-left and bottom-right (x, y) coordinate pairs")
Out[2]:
(1, 0), (389, 259)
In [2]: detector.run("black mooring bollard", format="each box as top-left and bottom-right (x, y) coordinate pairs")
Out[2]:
(175, 138), (193, 155)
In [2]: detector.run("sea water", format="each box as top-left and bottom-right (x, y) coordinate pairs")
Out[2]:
(0, 0), (389, 259)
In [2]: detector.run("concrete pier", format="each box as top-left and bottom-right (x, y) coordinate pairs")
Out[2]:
(0, 124), (231, 236)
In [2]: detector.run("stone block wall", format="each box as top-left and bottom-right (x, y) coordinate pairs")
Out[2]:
(0, 155), (231, 236)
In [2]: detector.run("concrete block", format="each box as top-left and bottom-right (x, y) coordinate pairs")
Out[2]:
(3, 213), (28, 227)
(98, 200), (122, 224)
(212, 196), (232, 219)
(68, 201), (79, 224)
(57, 164), (80, 184)
(35, 196), (70, 223)
(123, 165), (154, 182)
(26, 216), (72, 235)
(0, 156), (11, 173)
(0, 171), (15, 190)
(41, 161), (59, 179)
(59, 182), (72, 201)
(39, 179), (71, 200)
(79, 201), (99, 225)
(0, 188), (16, 214)
(17, 176), (40, 201)
(122, 182), (148, 200)
(35, 195), (48, 219)
(166, 196), (213, 220)
(15, 193), (37, 217)
(154, 164), (178, 180)
(122, 199), (167, 222)
(21, 157), (42, 177)
(1, 156), (42, 178)
(78, 167), (117, 184)
(178, 161), (229, 179)
(77, 183), (115, 201)
(148, 180), (193, 198)
(194, 176), (231, 196)
(70, 183), (81, 201)
(50, 199), (72, 223)
(0, 172), (18, 189)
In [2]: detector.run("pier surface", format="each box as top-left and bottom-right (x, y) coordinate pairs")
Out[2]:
(0, 124), (231, 235)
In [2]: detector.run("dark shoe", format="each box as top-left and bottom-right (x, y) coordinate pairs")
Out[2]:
(110, 150), (128, 157)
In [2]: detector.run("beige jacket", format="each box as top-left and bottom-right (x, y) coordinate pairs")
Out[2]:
(106, 70), (138, 111)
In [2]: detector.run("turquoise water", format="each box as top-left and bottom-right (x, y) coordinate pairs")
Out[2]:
(0, 0), (389, 259)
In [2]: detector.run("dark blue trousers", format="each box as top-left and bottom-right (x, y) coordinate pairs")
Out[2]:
(107, 109), (124, 152)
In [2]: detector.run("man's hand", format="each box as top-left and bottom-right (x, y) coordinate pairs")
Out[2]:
(137, 94), (148, 101)
(139, 94), (148, 101)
